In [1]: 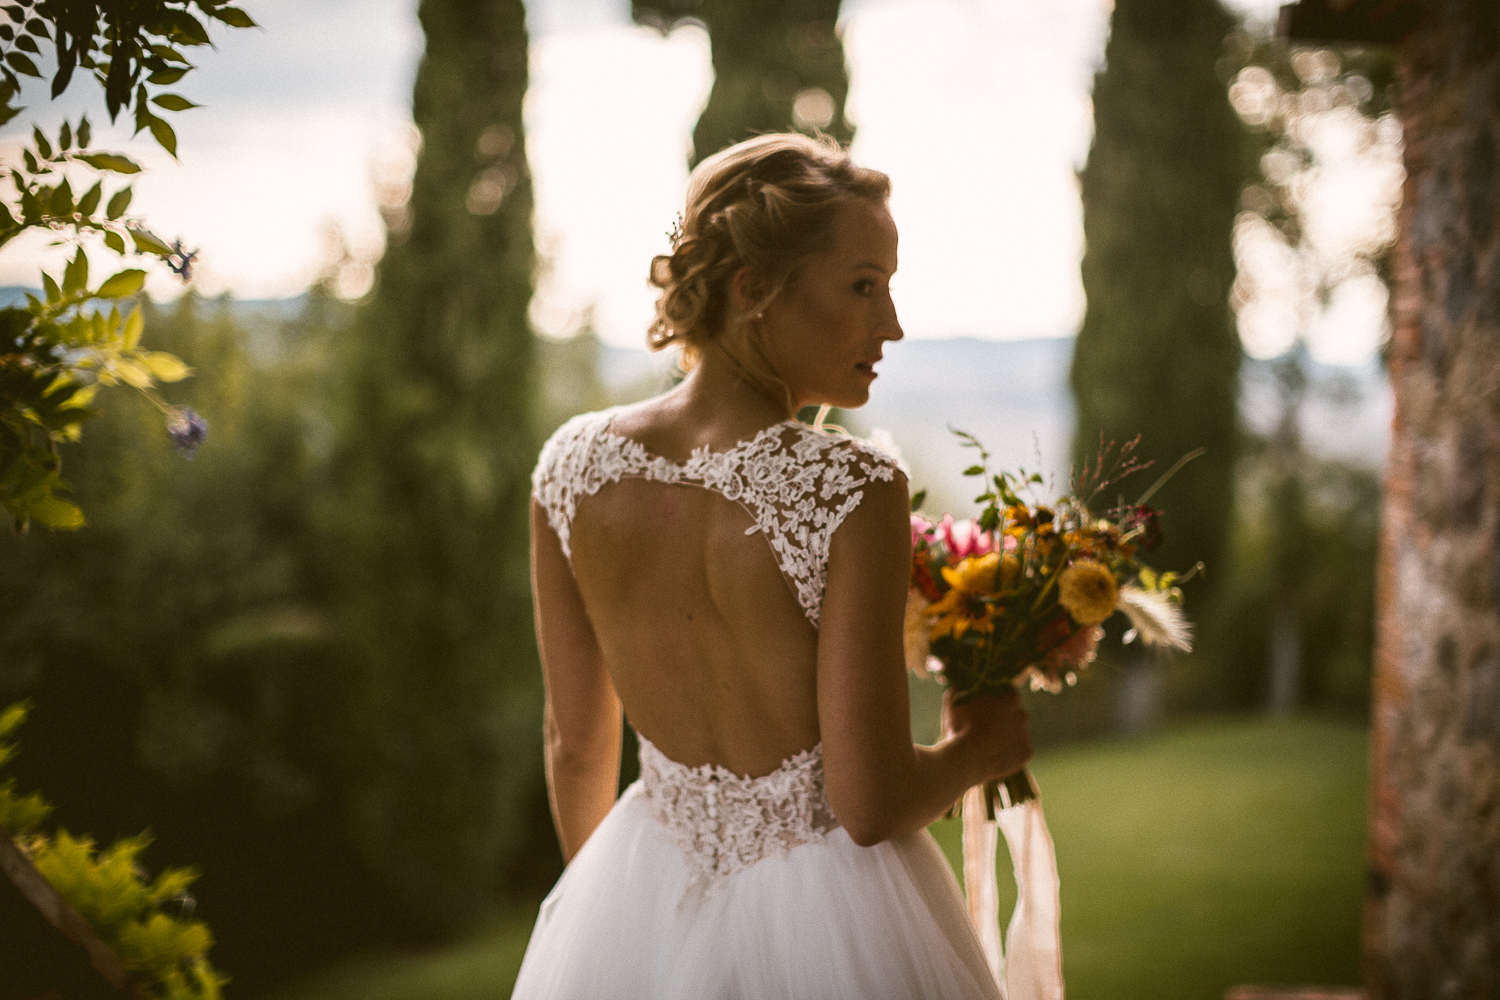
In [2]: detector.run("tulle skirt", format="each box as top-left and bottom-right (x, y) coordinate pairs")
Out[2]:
(510, 782), (1003, 1000)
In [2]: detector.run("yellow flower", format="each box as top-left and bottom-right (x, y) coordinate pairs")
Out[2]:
(1057, 559), (1119, 626)
(925, 552), (1001, 641)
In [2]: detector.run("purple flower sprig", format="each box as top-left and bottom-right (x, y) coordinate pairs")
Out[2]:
(166, 407), (208, 459)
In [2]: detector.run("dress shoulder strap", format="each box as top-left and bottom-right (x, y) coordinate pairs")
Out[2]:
(531, 408), (617, 561)
(750, 425), (905, 627)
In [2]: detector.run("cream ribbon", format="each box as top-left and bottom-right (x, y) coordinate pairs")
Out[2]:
(961, 781), (1065, 1000)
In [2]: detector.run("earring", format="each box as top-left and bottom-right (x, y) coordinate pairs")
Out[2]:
(754, 312), (764, 322)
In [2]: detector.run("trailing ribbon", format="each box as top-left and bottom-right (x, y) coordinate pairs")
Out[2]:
(961, 777), (1064, 1000)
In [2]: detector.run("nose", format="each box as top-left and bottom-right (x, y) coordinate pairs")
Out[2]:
(881, 291), (904, 342)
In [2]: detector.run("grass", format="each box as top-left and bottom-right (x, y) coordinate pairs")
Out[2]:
(266, 715), (1367, 1000)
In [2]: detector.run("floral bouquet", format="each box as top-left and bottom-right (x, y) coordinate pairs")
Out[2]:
(905, 431), (1197, 817)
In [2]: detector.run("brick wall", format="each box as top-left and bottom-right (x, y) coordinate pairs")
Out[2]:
(1368, 1), (1500, 994)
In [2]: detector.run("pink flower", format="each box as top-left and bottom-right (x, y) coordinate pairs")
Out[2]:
(911, 513), (935, 550)
(938, 514), (995, 561)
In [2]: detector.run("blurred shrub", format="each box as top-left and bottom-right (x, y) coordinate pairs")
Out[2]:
(1185, 430), (1380, 715)
(2, 701), (226, 999)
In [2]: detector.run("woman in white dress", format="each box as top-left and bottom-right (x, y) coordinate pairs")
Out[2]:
(515, 133), (1033, 1000)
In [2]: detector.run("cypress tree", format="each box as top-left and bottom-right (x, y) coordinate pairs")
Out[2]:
(1071, 0), (1244, 624)
(331, 0), (541, 928)
(635, 0), (852, 163)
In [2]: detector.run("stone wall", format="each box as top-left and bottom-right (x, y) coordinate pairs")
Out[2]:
(1368, 1), (1500, 994)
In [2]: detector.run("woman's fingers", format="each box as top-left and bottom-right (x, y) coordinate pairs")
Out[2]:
(943, 688), (1033, 779)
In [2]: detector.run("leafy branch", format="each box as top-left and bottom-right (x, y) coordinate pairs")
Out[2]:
(0, 3), (255, 532)
(1, 118), (197, 531)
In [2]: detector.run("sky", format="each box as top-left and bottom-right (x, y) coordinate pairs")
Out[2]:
(0, 0), (1393, 363)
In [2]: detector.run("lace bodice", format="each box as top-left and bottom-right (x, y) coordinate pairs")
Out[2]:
(530, 407), (904, 628)
(637, 734), (838, 892)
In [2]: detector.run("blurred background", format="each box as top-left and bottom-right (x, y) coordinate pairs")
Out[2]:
(0, 0), (1404, 996)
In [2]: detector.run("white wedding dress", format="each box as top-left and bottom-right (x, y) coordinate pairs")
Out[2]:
(512, 409), (1003, 1000)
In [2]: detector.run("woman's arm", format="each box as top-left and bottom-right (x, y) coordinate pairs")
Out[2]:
(531, 498), (622, 862)
(817, 474), (1033, 847)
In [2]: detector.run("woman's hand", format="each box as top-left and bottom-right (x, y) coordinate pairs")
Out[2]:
(942, 686), (1033, 785)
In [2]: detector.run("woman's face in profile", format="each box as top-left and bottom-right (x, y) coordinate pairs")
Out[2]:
(758, 199), (904, 411)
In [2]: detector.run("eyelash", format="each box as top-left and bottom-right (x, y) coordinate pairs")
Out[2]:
(854, 281), (875, 296)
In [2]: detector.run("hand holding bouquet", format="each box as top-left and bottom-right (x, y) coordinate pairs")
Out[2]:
(906, 431), (1198, 815)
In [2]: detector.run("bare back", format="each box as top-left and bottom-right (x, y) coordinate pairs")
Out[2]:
(531, 401), (904, 778)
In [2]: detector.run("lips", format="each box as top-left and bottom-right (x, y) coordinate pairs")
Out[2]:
(855, 357), (882, 378)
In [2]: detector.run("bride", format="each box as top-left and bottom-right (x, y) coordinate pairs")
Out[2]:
(514, 133), (1033, 999)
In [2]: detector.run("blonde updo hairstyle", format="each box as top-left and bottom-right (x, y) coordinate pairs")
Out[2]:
(648, 133), (891, 368)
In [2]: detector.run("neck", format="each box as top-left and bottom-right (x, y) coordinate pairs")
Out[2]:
(678, 335), (798, 426)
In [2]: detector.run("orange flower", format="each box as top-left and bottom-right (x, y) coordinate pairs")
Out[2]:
(925, 552), (1002, 641)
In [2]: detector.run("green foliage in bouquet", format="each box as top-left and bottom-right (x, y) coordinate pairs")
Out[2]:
(1, 702), (226, 998)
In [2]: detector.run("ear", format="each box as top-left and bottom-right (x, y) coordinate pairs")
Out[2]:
(730, 265), (770, 316)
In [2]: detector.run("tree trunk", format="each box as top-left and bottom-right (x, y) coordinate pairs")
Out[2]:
(1367, 1), (1500, 993)
(331, 0), (544, 930)
(1071, 0), (1244, 671)
(633, 0), (852, 165)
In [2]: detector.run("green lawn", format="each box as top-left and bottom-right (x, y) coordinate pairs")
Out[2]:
(267, 716), (1367, 1000)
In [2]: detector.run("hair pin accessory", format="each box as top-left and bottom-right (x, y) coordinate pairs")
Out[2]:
(667, 212), (685, 249)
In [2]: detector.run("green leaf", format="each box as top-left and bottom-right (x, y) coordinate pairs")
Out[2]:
(80, 153), (141, 174)
(1, 7), (22, 24)
(162, 10), (211, 45)
(58, 120), (71, 151)
(62, 247), (87, 296)
(210, 6), (257, 27)
(5, 51), (39, 77)
(13, 32), (37, 54)
(48, 177), (72, 216)
(130, 228), (171, 255)
(141, 351), (190, 382)
(106, 186), (133, 219)
(41, 271), (59, 303)
(909, 489), (927, 512)
(113, 357), (153, 389)
(21, 148), (36, 173)
(31, 124), (49, 159)
(96, 268), (145, 299)
(123, 304), (143, 347)
(963, 465), (985, 477)
(148, 66), (188, 85)
(62, 383), (97, 409)
(0, 103), (22, 129)
(27, 493), (84, 530)
(146, 115), (176, 157)
(76, 116), (90, 148)
(77, 180), (101, 216)
(103, 229), (126, 253)
(150, 93), (200, 112)
(24, 17), (48, 39)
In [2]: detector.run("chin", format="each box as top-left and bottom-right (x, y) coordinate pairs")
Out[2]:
(825, 387), (870, 410)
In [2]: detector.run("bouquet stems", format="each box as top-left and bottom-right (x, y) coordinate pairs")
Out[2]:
(982, 768), (1038, 820)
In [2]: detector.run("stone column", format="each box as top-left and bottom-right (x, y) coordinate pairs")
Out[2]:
(1367, 1), (1500, 994)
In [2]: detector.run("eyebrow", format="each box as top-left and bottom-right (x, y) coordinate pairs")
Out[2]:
(850, 261), (894, 273)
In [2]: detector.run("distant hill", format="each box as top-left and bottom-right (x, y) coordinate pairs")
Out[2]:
(602, 335), (1391, 514)
(5, 281), (1387, 510)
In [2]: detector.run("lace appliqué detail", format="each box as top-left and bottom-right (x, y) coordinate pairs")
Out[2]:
(637, 735), (838, 894)
(530, 409), (904, 628)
